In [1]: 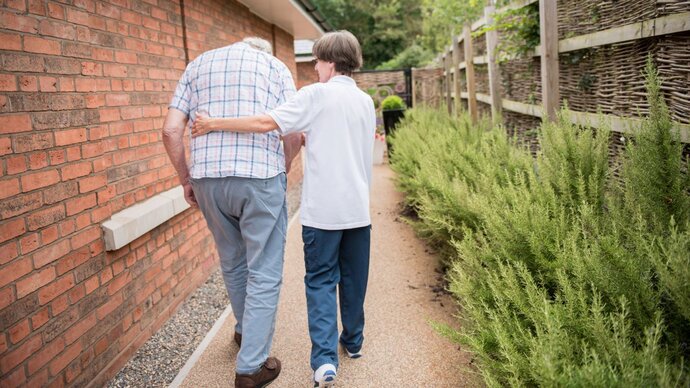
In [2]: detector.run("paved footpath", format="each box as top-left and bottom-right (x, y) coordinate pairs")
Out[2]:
(172, 164), (477, 387)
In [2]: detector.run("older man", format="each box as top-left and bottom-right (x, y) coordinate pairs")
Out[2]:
(162, 37), (299, 388)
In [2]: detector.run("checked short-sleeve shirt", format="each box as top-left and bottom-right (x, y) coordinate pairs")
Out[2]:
(169, 42), (296, 179)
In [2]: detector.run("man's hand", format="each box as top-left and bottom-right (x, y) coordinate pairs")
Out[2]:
(191, 113), (213, 138)
(282, 132), (305, 174)
(182, 181), (198, 208)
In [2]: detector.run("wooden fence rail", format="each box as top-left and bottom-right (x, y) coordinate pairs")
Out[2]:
(437, 0), (690, 143)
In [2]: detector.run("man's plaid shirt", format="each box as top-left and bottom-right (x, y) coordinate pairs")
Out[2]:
(169, 42), (296, 179)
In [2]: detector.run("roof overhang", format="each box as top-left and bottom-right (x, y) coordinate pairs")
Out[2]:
(237, 0), (329, 40)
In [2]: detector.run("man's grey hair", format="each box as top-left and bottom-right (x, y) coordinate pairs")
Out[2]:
(243, 37), (272, 54)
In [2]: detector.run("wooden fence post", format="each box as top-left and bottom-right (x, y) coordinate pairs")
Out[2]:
(445, 52), (453, 114)
(539, 0), (560, 121)
(463, 24), (478, 123)
(485, 5), (502, 123)
(411, 68), (417, 107)
(452, 34), (462, 116)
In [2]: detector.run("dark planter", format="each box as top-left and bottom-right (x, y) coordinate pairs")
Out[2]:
(382, 108), (405, 137)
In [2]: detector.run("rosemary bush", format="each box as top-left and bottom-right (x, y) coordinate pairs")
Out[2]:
(389, 60), (689, 387)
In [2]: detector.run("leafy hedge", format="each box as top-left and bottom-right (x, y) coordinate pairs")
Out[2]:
(389, 60), (689, 387)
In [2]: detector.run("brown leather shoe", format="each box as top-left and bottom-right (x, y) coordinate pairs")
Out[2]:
(235, 357), (281, 388)
(234, 332), (242, 347)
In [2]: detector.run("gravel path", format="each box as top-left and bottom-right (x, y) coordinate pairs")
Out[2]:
(178, 164), (478, 387)
(108, 181), (302, 388)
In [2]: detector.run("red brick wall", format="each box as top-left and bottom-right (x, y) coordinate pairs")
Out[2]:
(296, 60), (318, 89)
(0, 1), (299, 387)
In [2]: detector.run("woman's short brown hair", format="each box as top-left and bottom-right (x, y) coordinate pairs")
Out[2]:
(312, 30), (363, 75)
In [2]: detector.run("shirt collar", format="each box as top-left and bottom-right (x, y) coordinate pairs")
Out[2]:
(328, 75), (356, 86)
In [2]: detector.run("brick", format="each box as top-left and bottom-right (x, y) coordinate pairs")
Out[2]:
(39, 76), (58, 92)
(81, 141), (105, 159)
(0, 74), (16, 91)
(13, 133), (53, 153)
(0, 178), (20, 200)
(85, 95), (105, 108)
(27, 337), (65, 375)
(61, 161), (92, 181)
(56, 246), (90, 276)
(103, 64), (128, 77)
(96, 292), (122, 320)
(43, 305), (79, 342)
(92, 47), (114, 61)
(59, 77), (75, 92)
(0, 32), (22, 50)
(0, 191), (42, 219)
(47, 2), (64, 18)
(1, 366), (26, 388)
(90, 205), (111, 223)
(65, 193), (97, 216)
(21, 170), (60, 192)
(64, 312), (96, 345)
(50, 341), (82, 376)
(9, 318), (30, 344)
(24, 35), (61, 55)
(33, 239), (71, 269)
(28, 152), (49, 170)
(44, 57), (81, 74)
(68, 283), (85, 304)
(0, 218), (26, 243)
(38, 274), (75, 305)
(0, 10), (39, 33)
(0, 137), (10, 156)
(0, 257), (31, 288)
(52, 295), (70, 318)
(1, 114), (32, 134)
(81, 61), (102, 76)
(0, 335), (41, 374)
(1, 53), (44, 72)
(39, 19), (76, 39)
(99, 108), (121, 122)
(31, 307), (50, 329)
(27, 205), (65, 231)
(41, 225), (59, 244)
(0, 242), (19, 265)
(6, 0), (26, 11)
(107, 272), (129, 295)
(114, 51), (137, 64)
(62, 41), (92, 58)
(19, 76), (38, 91)
(106, 94), (130, 106)
(73, 0), (96, 13)
(55, 128), (87, 146)
(19, 233), (39, 254)
(96, 2), (121, 19)
(78, 175), (106, 193)
(44, 181), (78, 205)
(70, 226), (100, 249)
(16, 267), (56, 299)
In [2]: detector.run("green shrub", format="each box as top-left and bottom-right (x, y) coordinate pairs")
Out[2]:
(390, 59), (689, 387)
(381, 95), (406, 110)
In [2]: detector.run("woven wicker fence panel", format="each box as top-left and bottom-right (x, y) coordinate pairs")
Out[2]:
(500, 56), (542, 104)
(657, 1), (690, 16)
(412, 68), (443, 108)
(559, 38), (656, 118)
(475, 65), (490, 95)
(657, 32), (690, 124)
(473, 34), (486, 59)
(353, 71), (405, 92)
(557, 0), (656, 40)
(503, 110), (541, 154)
(478, 101), (493, 117)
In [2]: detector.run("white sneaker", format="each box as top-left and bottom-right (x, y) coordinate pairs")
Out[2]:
(313, 363), (337, 387)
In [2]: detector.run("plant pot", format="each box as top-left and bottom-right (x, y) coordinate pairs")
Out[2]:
(382, 108), (405, 137)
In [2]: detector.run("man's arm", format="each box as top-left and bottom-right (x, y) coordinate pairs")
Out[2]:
(162, 108), (197, 207)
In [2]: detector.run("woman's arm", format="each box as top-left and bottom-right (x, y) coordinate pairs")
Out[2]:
(191, 113), (278, 137)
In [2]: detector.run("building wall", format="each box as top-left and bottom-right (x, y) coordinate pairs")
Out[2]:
(0, 1), (301, 386)
(296, 60), (318, 89)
